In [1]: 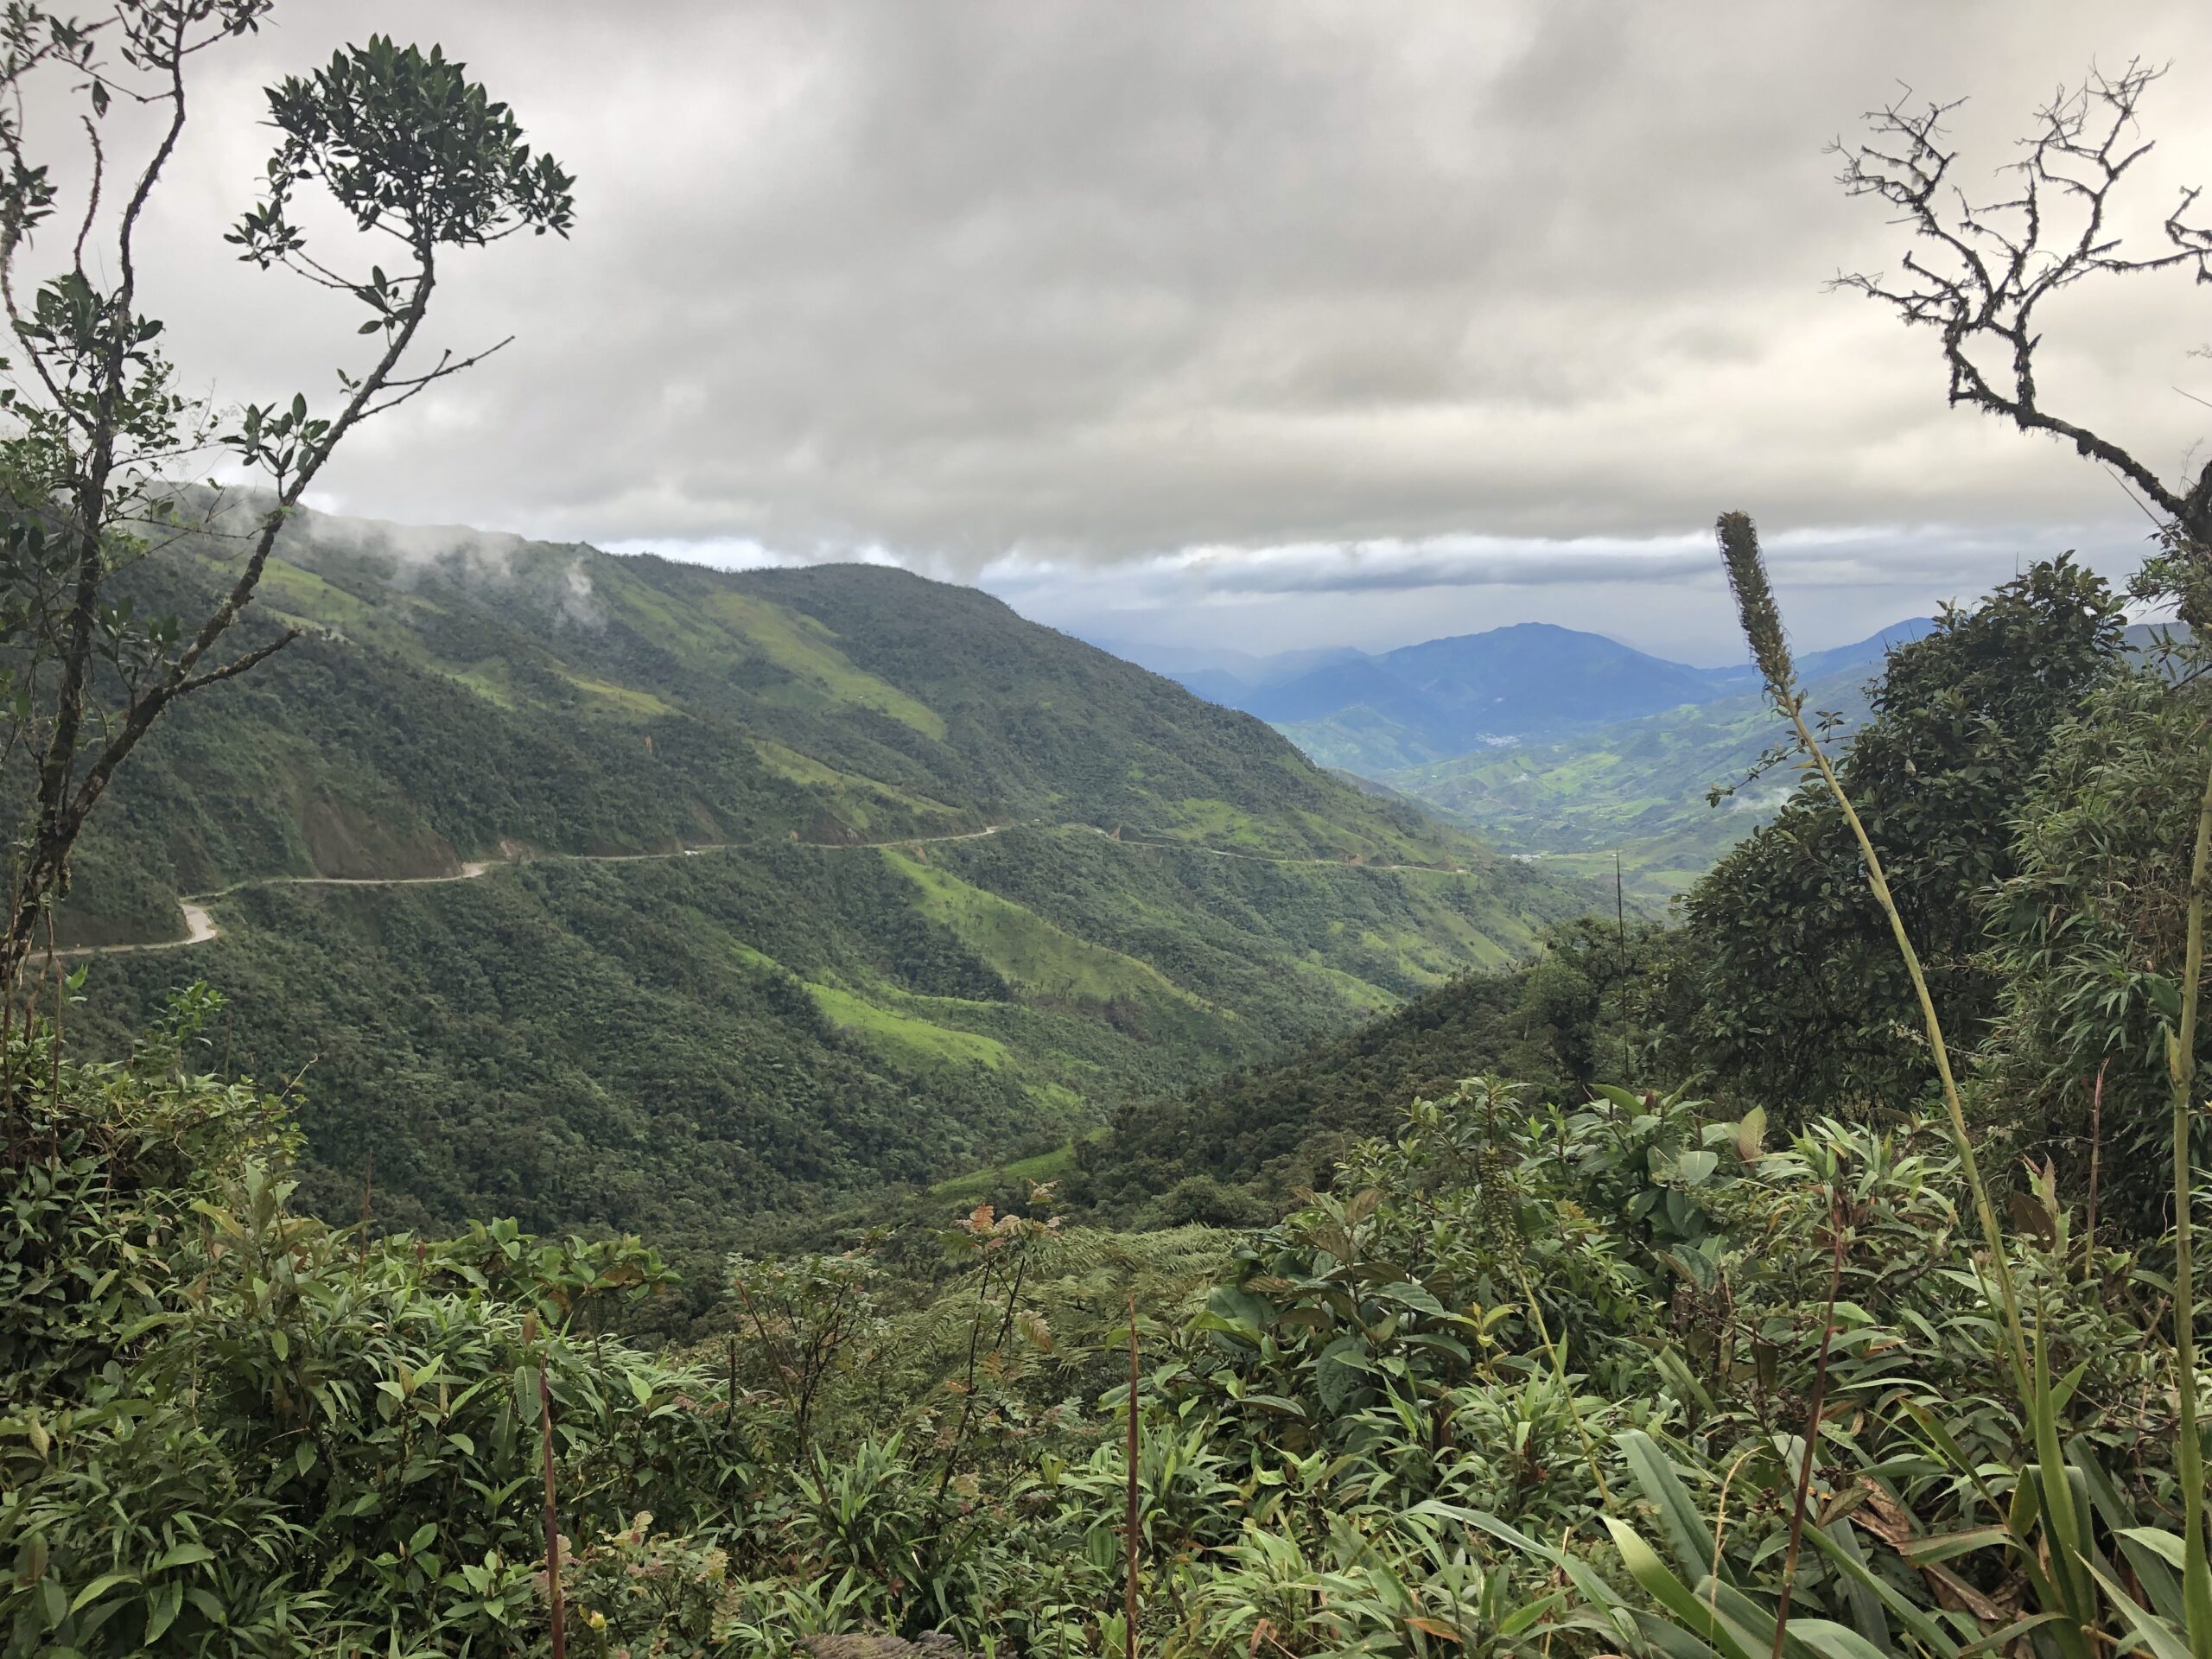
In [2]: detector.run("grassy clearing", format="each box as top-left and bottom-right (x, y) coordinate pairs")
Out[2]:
(556, 671), (677, 717)
(253, 559), (402, 634)
(884, 850), (1211, 1011)
(752, 741), (968, 829)
(927, 1128), (1106, 1199)
(806, 980), (1013, 1071)
(702, 591), (947, 738)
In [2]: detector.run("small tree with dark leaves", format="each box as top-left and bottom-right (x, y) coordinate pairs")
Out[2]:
(0, 8), (573, 992)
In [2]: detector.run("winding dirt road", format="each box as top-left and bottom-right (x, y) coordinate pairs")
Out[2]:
(60, 828), (1011, 957)
(61, 817), (1474, 958)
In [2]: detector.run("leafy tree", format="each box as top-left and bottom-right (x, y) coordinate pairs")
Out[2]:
(0, 9), (572, 988)
(1673, 556), (2123, 1110)
(1980, 668), (2212, 1230)
(726, 1249), (887, 1455)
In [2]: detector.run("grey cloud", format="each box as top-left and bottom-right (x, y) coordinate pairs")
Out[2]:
(1052, 540), (1721, 599)
(45, 0), (2212, 652)
(558, 563), (607, 631)
(981, 520), (2152, 661)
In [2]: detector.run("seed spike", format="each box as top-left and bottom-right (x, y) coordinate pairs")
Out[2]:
(1715, 512), (1796, 704)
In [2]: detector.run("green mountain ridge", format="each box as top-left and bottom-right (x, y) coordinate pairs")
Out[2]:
(1372, 619), (2190, 901)
(69, 503), (1595, 1267)
(1381, 657), (1885, 899)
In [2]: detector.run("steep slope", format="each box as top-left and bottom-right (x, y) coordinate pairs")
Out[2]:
(70, 504), (1596, 1259)
(1065, 916), (1649, 1224)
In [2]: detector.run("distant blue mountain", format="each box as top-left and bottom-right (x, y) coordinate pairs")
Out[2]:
(1148, 616), (1935, 772)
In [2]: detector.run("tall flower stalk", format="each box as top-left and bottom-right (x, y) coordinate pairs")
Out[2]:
(1714, 512), (2028, 1379)
(1712, 512), (2163, 1649)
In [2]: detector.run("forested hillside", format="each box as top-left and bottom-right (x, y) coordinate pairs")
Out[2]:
(66, 502), (1592, 1259)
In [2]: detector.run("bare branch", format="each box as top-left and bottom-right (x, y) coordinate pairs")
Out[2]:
(169, 626), (303, 700)
(164, 250), (441, 698)
(355, 335), (514, 419)
(1831, 60), (2212, 544)
(70, 114), (99, 278)
(63, 625), (304, 842)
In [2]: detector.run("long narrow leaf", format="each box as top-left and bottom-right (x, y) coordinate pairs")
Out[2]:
(1951, 1613), (2069, 1658)
(2071, 1439), (2186, 1624)
(2082, 1559), (2196, 1659)
(1620, 1430), (1727, 1584)
(1802, 1521), (1959, 1657)
(1604, 1520), (1770, 1659)
(1818, 1520), (1908, 1650)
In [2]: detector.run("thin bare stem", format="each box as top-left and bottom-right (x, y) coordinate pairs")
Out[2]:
(1125, 1292), (1141, 1659)
(538, 1364), (567, 1659)
(2087, 1062), (2106, 1274)
(2166, 740), (2212, 1642)
(1720, 512), (2031, 1384)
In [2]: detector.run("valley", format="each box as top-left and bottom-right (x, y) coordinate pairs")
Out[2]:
(12, 16), (2210, 1655)
(1122, 618), (1931, 897)
(67, 502), (1595, 1266)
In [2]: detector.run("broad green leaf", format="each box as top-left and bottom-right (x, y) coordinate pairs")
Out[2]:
(149, 1541), (214, 1573)
(1313, 1336), (1369, 1413)
(143, 1582), (182, 1643)
(69, 1573), (134, 1614)
(1676, 1149), (1719, 1186)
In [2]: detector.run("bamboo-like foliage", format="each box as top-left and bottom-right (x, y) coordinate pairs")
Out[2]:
(2167, 636), (2212, 1651)
(1713, 511), (2212, 1659)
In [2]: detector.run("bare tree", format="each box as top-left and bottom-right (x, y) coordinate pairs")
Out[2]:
(0, 10), (573, 992)
(1830, 60), (2212, 556)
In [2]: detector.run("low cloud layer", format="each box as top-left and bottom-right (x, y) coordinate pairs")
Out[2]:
(982, 521), (2156, 665)
(70, 0), (2212, 656)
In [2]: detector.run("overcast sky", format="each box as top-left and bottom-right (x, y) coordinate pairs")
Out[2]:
(80, 2), (2212, 663)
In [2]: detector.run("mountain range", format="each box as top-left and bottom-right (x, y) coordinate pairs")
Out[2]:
(1087, 616), (1936, 897)
(71, 504), (1594, 1269)
(1384, 651), (1896, 898)
(1107, 618), (1933, 774)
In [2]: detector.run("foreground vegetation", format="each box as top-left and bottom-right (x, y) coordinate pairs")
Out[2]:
(14, 531), (2212, 1655)
(6, 982), (2208, 1656)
